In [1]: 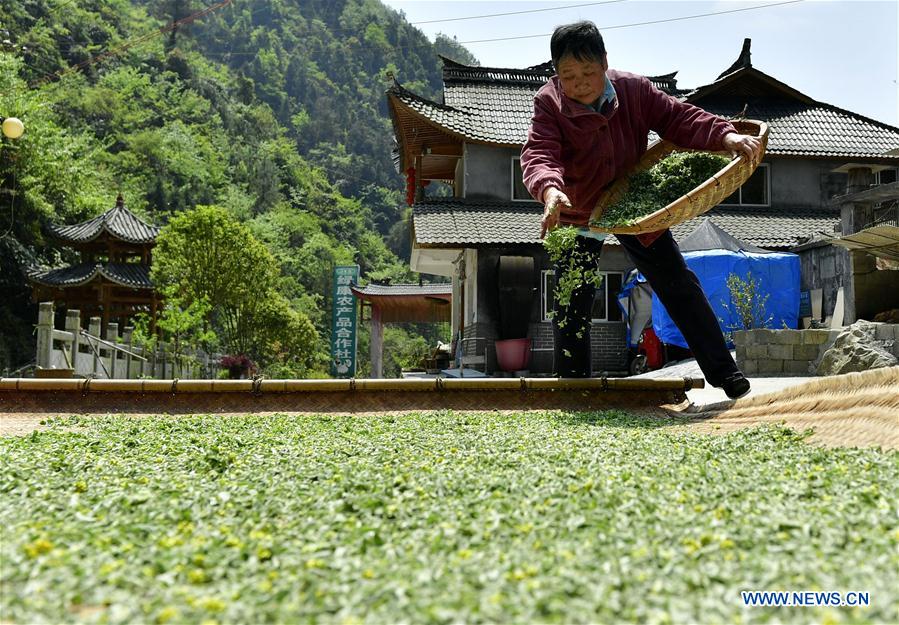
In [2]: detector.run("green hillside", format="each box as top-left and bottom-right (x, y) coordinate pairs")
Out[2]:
(0, 0), (476, 375)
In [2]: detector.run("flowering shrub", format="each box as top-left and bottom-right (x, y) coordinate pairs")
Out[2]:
(219, 354), (255, 379)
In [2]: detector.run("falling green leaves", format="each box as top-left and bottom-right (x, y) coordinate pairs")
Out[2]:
(1, 413), (896, 624)
(542, 226), (602, 328)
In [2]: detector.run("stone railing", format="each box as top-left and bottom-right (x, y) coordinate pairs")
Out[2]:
(34, 302), (222, 379)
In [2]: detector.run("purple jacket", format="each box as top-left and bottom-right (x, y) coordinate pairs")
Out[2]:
(521, 69), (736, 232)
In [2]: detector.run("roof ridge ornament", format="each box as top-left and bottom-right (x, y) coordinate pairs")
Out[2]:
(717, 38), (752, 81)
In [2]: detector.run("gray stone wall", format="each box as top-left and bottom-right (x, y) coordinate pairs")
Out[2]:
(797, 244), (852, 322)
(734, 324), (899, 376)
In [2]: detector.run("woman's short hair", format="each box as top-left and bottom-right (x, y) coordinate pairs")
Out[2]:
(550, 21), (606, 69)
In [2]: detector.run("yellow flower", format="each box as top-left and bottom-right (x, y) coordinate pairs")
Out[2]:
(156, 607), (180, 624)
(224, 536), (243, 548)
(188, 569), (209, 584)
(99, 560), (124, 576)
(256, 547), (273, 561)
(23, 538), (53, 559)
(198, 597), (226, 612)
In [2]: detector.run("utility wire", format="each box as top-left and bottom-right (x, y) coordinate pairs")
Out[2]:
(130, 0), (806, 62)
(410, 0), (627, 25)
(45, 0), (80, 15)
(452, 0), (805, 45)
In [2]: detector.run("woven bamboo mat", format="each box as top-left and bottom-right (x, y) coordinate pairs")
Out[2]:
(675, 367), (899, 449)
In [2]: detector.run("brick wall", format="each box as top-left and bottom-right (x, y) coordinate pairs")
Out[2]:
(467, 320), (629, 376)
(529, 322), (555, 374)
(591, 322), (629, 373)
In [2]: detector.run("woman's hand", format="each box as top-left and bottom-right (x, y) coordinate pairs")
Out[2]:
(541, 187), (571, 238)
(723, 132), (762, 165)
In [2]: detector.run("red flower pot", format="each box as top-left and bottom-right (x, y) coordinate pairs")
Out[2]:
(494, 338), (531, 372)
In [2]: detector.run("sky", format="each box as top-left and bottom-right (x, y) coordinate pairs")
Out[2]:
(380, 0), (899, 127)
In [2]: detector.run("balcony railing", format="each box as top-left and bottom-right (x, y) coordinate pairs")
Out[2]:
(864, 200), (899, 229)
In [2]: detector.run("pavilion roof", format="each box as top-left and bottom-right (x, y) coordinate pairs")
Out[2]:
(350, 283), (452, 323)
(51, 195), (160, 245)
(28, 262), (154, 289)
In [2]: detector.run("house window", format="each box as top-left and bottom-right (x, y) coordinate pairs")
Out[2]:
(511, 158), (533, 201)
(542, 269), (623, 323)
(875, 168), (898, 185)
(542, 270), (555, 321)
(720, 163), (769, 206)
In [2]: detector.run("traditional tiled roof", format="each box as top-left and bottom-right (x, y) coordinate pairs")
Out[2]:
(28, 262), (154, 289)
(689, 73), (899, 161)
(647, 71), (691, 97)
(350, 283), (452, 297)
(716, 38), (753, 81)
(413, 199), (543, 246)
(412, 199), (838, 251)
(349, 280), (452, 323)
(441, 59), (551, 146)
(51, 195), (160, 244)
(663, 206), (839, 250)
(390, 59), (689, 149)
(391, 51), (899, 161)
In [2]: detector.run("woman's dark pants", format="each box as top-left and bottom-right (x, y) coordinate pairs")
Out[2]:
(552, 230), (740, 385)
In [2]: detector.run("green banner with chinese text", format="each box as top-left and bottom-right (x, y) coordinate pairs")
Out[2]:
(330, 265), (359, 378)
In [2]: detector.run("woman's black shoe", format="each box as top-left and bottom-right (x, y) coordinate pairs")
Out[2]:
(722, 373), (751, 399)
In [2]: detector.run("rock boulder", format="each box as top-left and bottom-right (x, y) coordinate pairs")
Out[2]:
(816, 320), (898, 376)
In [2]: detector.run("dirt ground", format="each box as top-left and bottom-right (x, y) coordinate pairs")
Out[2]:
(2, 368), (897, 449)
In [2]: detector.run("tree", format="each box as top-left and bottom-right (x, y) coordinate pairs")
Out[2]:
(0, 0), (480, 372)
(0, 55), (112, 372)
(722, 272), (773, 338)
(434, 33), (480, 67)
(252, 293), (325, 378)
(154, 290), (217, 377)
(151, 204), (319, 367)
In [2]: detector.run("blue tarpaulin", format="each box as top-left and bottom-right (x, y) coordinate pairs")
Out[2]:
(640, 220), (801, 349)
(649, 250), (801, 348)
